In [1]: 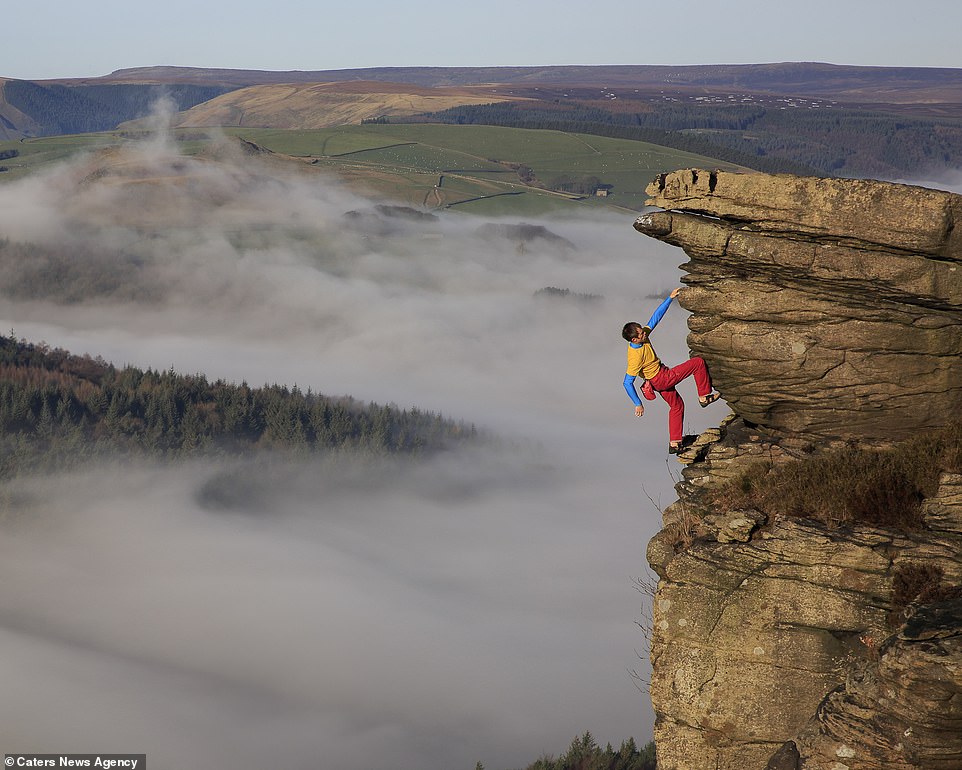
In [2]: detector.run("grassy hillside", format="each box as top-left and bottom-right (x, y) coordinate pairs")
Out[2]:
(4, 65), (960, 178)
(0, 125), (744, 214)
(225, 124), (746, 212)
(0, 132), (116, 180)
(418, 98), (962, 179)
(171, 81), (527, 129)
(5, 64), (960, 179)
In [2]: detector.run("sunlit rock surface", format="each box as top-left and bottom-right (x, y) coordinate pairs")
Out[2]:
(782, 599), (962, 770)
(635, 169), (962, 443)
(646, 418), (962, 770)
(635, 170), (962, 770)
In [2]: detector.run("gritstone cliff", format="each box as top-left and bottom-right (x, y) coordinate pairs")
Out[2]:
(634, 169), (962, 770)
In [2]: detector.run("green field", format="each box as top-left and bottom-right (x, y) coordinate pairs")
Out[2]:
(228, 124), (745, 212)
(0, 133), (116, 180)
(0, 124), (744, 214)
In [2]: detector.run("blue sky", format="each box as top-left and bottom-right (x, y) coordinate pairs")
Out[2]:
(4, 0), (962, 80)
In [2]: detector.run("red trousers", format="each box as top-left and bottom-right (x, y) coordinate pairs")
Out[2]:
(649, 357), (713, 443)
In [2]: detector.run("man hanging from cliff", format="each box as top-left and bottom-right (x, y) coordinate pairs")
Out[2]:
(622, 287), (720, 453)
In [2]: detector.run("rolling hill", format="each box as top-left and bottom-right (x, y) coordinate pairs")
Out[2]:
(0, 77), (232, 141)
(2, 62), (961, 180)
(0, 124), (745, 215)
(167, 81), (527, 129)
(70, 63), (962, 107)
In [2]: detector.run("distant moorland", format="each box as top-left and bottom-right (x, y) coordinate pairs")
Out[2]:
(2, 62), (960, 183)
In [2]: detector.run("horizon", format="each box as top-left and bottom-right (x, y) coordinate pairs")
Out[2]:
(14, 59), (962, 83)
(8, 57), (962, 84)
(3, 0), (961, 80)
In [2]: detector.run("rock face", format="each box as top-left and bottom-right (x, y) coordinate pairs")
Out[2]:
(647, 419), (962, 770)
(635, 169), (962, 442)
(786, 600), (962, 770)
(635, 170), (962, 770)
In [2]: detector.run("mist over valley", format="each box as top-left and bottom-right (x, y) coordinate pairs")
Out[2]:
(5, 58), (958, 768)
(0, 122), (717, 769)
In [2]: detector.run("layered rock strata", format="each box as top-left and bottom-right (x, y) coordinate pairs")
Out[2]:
(647, 417), (962, 770)
(784, 599), (962, 770)
(635, 170), (962, 770)
(635, 169), (962, 442)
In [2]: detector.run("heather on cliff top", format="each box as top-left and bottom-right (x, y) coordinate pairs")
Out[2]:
(714, 422), (962, 530)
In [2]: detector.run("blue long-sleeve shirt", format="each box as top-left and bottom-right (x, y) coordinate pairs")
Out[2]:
(623, 294), (673, 406)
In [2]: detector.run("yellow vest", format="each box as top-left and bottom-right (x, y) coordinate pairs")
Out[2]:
(626, 342), (662, 381)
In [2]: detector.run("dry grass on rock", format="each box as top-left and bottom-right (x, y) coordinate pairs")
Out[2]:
(711, 421), (962, 531)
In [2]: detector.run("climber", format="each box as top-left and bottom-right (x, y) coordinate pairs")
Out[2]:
(622, 287), (720, 454)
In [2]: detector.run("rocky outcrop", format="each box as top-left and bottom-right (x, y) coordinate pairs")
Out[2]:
(635, 169), (962, 443)
(782, 599), (962, 770)
(635, 170), (962, 770)
(646, 417), (962, 770)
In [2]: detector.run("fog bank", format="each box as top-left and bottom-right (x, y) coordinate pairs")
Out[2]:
(0, 133), (722, 769)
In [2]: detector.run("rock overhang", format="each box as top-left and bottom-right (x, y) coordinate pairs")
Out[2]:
(634, 168), (962, 443)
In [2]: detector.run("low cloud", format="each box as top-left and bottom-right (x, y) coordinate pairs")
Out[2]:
(0, 128), (720, 769)
(893, 168), (962, 195)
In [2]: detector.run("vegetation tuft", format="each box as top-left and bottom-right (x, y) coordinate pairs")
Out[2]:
(888, 563), (962, 629)
(711, 422), (962, 531)
(0, 335), (475, 481)
(533, 287), (602, 304)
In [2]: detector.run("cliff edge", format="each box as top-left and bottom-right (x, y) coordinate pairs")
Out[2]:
(634, 169), (962, 770)
(636, 170), (962, 442)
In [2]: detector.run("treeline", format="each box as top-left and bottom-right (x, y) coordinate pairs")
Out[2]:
(547, 174), (608, 195)
(496, 731), (655, 770)
(0, 335), (475, 479)
(655, 106), (962, 178)
(408, 103), (817, 175)
(410, 101), (962, 179)
(533, 287), (602, 304)
(3, 80), (233, 136)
